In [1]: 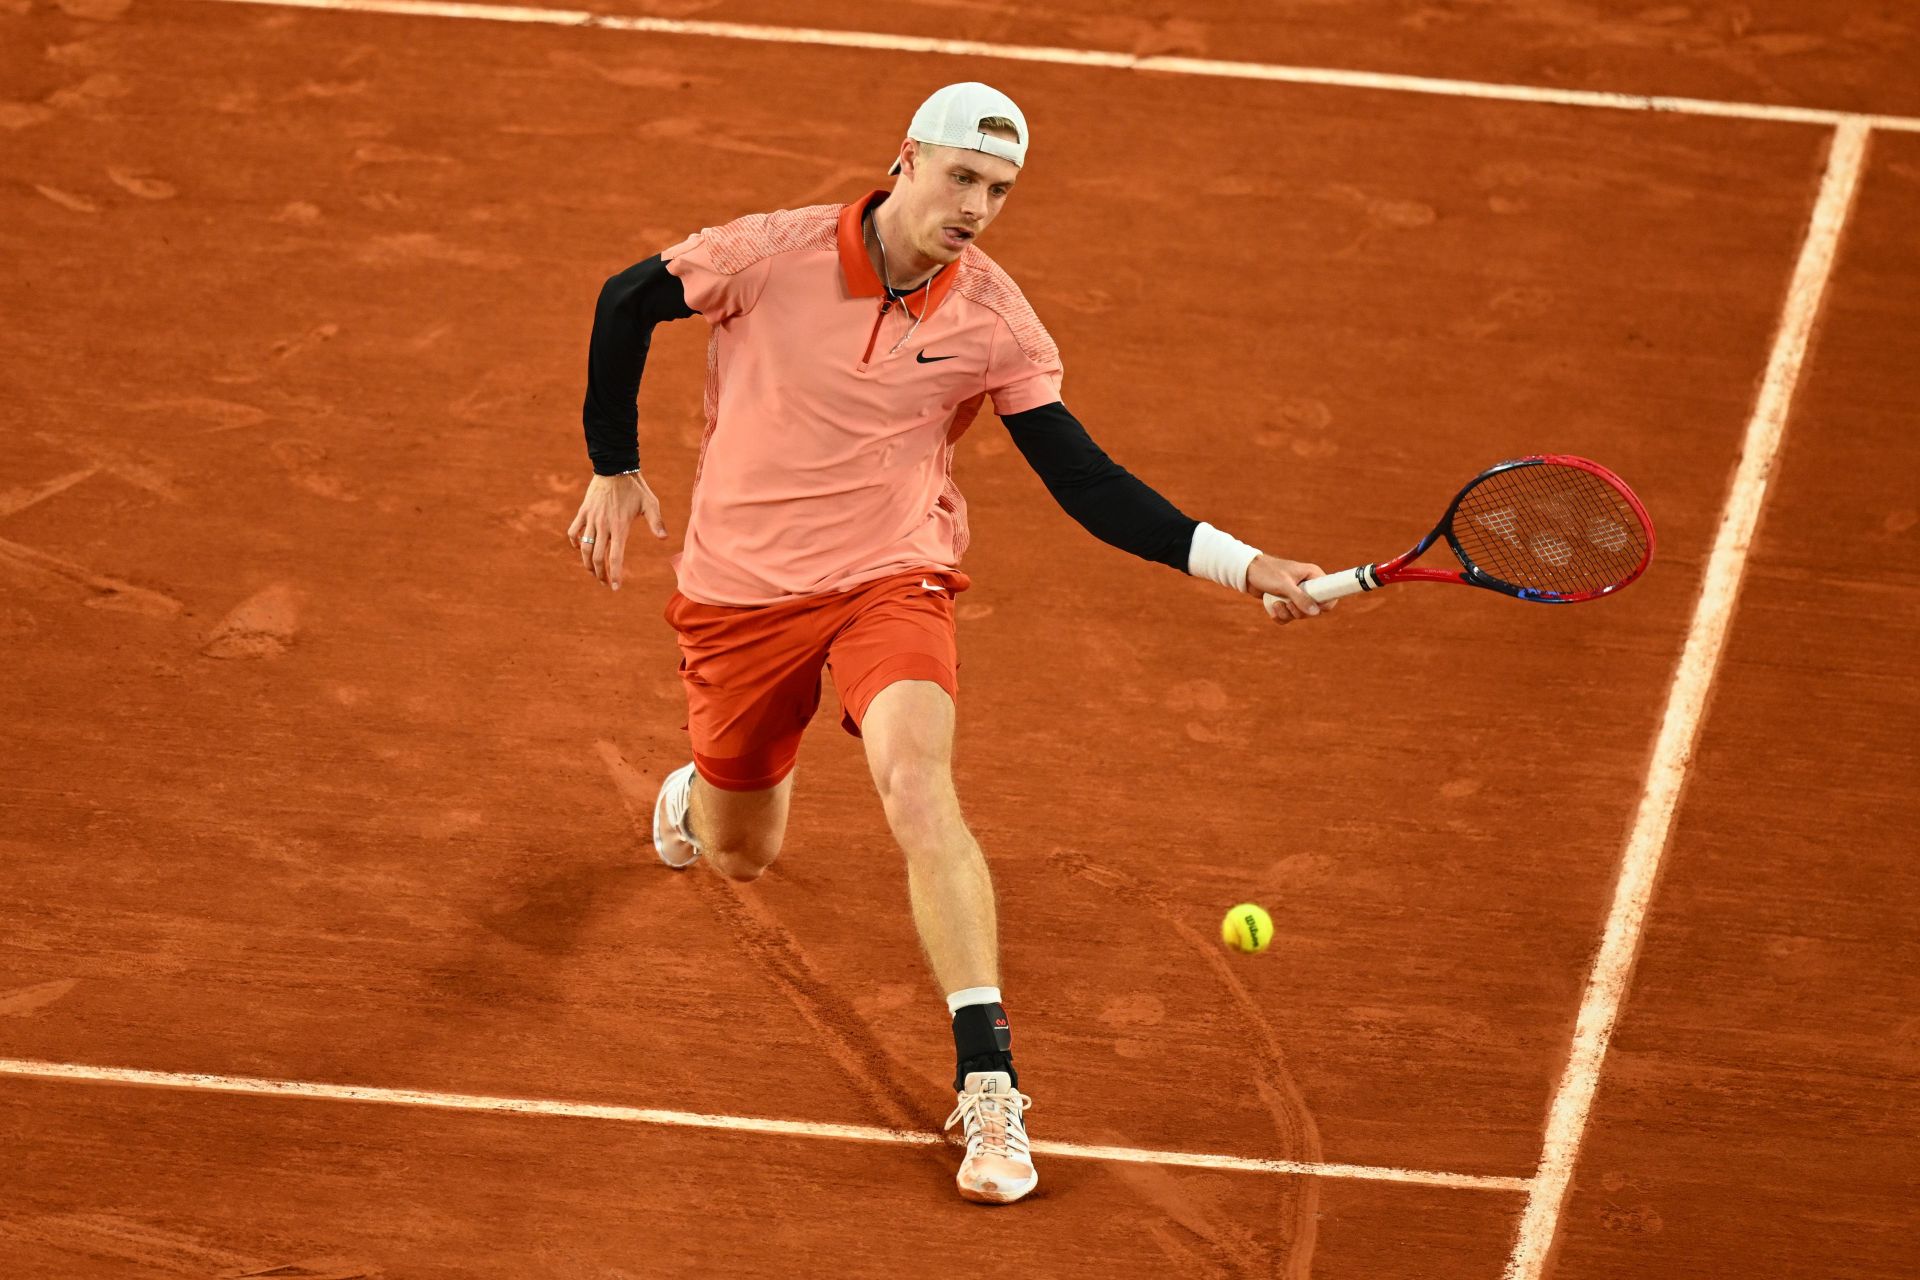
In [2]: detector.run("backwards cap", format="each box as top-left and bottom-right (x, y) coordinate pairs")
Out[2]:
(886, 82), (1029, 176)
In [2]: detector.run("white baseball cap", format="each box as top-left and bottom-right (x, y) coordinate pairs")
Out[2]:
(887, 82), (1029, 176)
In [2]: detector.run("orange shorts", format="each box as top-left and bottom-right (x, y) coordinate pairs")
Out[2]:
(664, 569), (969, 792)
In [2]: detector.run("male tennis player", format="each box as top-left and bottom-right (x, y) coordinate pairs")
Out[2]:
(568, 82), (1331, 1204)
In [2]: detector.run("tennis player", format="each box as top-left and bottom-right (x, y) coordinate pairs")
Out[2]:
(569, 82), (1331, 1205)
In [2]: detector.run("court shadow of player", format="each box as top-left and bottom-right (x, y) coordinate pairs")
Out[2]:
(481, 860), (649, 956)
(687, 869), (959, 1185)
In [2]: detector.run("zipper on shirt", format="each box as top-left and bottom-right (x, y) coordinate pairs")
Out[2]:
(860, 297), (894, 368)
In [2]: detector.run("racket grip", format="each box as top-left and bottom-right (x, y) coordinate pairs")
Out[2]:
(1262, 566), (1374, 613)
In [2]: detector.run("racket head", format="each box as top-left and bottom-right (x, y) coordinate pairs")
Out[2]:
(1438, 455), (1655, 602)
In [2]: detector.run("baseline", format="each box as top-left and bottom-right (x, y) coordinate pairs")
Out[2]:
(186, 0), (1920, 134)
(0, 1056), (1529, 1193)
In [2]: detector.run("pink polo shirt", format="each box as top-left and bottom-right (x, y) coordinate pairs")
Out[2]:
(661, 190), (1063, 607)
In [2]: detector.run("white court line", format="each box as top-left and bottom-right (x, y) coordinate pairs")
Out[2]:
(0, 1057), (1530, 1193)
(1501, 119), (1873, 1279)
(187, 0), (1920, 134)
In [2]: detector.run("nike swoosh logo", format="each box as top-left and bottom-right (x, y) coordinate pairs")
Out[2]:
(915, 351), (957, 364)
(920, 579), (945, 592)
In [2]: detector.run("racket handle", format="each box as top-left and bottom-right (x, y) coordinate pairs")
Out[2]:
(1262, 565), (1375, 613)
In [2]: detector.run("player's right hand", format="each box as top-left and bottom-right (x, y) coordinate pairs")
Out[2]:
(567, 471), (668, 592)
(1249, 553), (1334, 625)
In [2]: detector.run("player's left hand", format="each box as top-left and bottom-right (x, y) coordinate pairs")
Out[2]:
(567, 470), (666, 592)
(1248, 554), (1334, 625)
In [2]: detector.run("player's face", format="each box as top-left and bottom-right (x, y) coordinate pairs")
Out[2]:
(900, 140), (1019, 264)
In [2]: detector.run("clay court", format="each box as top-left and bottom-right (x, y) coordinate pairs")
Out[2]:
(2, 0), (1916, 1275)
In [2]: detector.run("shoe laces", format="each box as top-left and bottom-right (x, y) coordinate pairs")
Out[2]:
(944, 1084), (1033, 1158)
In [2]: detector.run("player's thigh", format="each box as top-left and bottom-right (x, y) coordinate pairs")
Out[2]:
(861, 679), (957, 785)
(859, 680), (966, 847)
(827, 572), (965, 748)
(668, 592), (828, 792)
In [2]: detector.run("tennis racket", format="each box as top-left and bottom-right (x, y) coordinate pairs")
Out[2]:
(1266, 455), (1654, 610)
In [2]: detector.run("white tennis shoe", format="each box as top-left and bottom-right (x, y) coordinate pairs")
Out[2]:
(651, 762), (701, 870)
(945, 1071), (1037, 1204)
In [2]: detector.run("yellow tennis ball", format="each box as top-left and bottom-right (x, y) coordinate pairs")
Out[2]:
(1221, 903), (1273, 954)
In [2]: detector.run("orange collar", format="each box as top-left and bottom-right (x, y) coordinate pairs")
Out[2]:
(836, 189), (958, 321)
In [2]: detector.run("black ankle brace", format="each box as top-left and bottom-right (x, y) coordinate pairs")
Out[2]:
(951, 1002), (1015, 1089)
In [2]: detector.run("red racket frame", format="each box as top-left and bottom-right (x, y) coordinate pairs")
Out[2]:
(1312, 454), (1656, 605)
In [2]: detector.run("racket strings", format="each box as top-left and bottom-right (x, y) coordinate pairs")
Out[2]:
(1450, 462), (1650, 596)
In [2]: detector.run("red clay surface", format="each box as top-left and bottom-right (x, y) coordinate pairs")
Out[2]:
(0, 1077), (1527, 1279)
(499, 0), (1920, 118)
(1547, 130), (1920, 1280)
(1, 0), (1912, 1276)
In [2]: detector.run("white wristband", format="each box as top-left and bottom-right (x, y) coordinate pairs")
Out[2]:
(1187, 522), (1262, 593)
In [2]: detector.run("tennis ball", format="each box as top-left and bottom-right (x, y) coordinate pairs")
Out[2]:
(1221, 903), (1273, 954)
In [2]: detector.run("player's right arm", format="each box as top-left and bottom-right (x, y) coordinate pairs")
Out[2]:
(569, 254), (697, 590)
(1001, 402), (1328, 622)
(974, 283), (1328, 625)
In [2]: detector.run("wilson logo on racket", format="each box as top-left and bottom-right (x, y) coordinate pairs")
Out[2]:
(1264, 455), (1654, 610)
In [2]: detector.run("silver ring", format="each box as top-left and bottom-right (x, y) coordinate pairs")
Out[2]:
(580, 536), (596, 546)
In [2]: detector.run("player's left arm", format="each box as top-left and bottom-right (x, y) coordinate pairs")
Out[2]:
(1001, 401), (1329, 624)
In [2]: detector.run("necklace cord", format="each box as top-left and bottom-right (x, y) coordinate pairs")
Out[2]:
(870, 211), (934, 355)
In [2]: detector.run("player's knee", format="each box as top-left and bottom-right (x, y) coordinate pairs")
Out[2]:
(876, 766), (958, 848)
(707, 834), (781, 882)
(711, 856), (767, 884)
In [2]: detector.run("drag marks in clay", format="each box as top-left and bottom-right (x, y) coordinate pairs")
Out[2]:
(31, 184), (98, 213)
(1253, 397), (1338, 461)
(594, 742), (946, 1141)
(0, 536), (183, 617)
(0, 978), (79, 1017)
(1051, 849), (1321, 1278)
(34, 430), (184, 502)
(3, 71), (128, 134)
(105, 167), (176, 200)
(24, 168), (177, 214)
(202, 583), (303, 659)
(0, 467), (97, 518)
(52, 0), (131, 18)
(269, 438), (358, 502)
(0, 1212), (382, 1279)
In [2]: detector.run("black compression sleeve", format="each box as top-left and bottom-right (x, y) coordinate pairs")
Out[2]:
(1001, 401), (1199, 572)
(581, 254), (697, 475)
